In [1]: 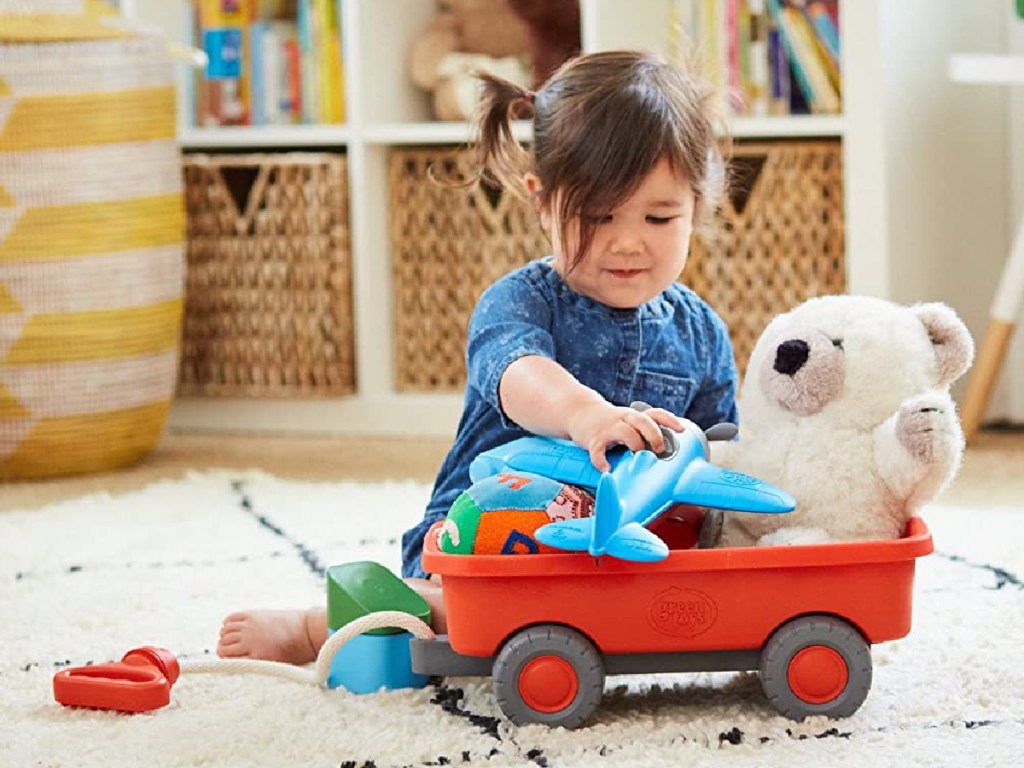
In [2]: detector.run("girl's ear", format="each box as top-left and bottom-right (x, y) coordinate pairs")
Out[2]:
(523, 173), (551, 231)
(523, 172), (542, 196)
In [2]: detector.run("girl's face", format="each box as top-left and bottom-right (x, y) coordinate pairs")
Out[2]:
(531, 157), (697, 309)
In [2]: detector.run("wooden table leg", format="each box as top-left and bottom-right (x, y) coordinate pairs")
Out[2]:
(959, 207), (1024, 443)
(960, 319), (1016, 441)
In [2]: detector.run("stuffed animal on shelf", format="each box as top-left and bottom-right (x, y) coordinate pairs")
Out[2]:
(408, 0), (534, 121)
(712, 295), (975, 547)
(504, 0), (582, 86)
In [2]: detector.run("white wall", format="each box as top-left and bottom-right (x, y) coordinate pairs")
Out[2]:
(996, 1), (1024, 421)
(881, 0), (1010, 407)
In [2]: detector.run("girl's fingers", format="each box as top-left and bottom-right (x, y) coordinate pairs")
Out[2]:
(616, 409), (665, 453)
(611, 420), (648, 454)
(645, 407), (686, 432)
(589, 421), (645, 471)
(629, 412), (667, 453)
(587, 408), (685, 471)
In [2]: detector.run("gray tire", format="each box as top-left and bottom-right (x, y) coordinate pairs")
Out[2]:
(492, 625), (605, 729)
(759, 615), (872, 721)
(698, 508), (723, 548)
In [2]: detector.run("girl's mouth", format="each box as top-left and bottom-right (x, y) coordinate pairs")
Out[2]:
(607, 269), (643, 279)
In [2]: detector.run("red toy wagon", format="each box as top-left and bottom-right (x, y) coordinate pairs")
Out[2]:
(411, 518), (933, 728)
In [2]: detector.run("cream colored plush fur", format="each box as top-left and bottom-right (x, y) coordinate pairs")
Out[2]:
(714, 295), (975, 547)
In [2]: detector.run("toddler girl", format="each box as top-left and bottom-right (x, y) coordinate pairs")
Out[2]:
(218, 49), (738, 663)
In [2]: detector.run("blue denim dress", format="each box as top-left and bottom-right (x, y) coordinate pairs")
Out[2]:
(400, 258), (738, 577)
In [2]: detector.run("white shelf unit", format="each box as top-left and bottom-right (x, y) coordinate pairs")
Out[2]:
(178, 115), (847, 150)
(129, 0), (1009, 437)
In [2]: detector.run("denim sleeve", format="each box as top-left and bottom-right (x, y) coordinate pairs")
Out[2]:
(401, 514), (437, 579)
(687, 306), (739, 427)
(466, 275), (556, 427)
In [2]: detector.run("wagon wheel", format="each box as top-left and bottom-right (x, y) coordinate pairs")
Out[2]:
(492, 625), (605, 729)
(759, 615), (872, 721)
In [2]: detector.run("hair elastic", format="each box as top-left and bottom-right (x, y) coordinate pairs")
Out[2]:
(523, 90), (535, 104)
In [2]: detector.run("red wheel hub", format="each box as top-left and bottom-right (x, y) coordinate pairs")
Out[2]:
(518, 655), (579, 713)
(787, 645), (849, 704)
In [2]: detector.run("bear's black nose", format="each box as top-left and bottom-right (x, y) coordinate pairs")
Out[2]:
(774, 339), (810, 376)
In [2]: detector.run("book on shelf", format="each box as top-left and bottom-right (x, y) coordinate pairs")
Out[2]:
(766, 20), (790, 115)
(765, 0), (840, 114)
(192, 0), (251, 126)
(671, 0), (841, 117)
(188, 0), (344, 128)
(803, 0), (840, 90)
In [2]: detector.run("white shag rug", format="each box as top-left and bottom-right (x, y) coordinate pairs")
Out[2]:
(1, 470), (1022, 768)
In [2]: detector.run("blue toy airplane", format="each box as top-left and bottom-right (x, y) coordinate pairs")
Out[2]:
(469, 417), (795, 562)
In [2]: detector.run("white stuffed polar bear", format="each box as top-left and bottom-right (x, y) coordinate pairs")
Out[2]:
(714, 295), (974, 547)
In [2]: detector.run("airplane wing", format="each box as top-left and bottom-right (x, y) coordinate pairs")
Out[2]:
(469, 436), (607, 489)
(674, 460), (796, 514)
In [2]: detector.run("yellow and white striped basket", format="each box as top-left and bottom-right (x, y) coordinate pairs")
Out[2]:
(0, 0), (184, 480)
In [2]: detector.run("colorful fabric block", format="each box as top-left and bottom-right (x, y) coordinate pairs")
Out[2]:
(438, 471), (595, 555)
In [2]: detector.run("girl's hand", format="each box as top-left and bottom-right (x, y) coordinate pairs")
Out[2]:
(566, 402), (686, 472)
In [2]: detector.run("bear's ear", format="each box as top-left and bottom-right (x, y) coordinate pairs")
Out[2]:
(912, 302), (975, 386)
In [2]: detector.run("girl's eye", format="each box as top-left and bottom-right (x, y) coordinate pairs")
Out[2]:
(646, 216), (675, 224)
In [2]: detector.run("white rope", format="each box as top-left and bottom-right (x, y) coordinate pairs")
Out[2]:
(179, 656), (319, 685)
(179, 611), (436, 688)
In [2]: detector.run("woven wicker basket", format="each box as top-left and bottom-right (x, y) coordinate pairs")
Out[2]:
(0, 1), (184, 480)
(389, 140), (845, 391)
(179, 153), (354, 397)
(390, 148), (549, 391)
(685, 140), (845, 371)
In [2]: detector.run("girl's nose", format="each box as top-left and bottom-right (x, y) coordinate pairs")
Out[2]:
(609, 228), (642, 255)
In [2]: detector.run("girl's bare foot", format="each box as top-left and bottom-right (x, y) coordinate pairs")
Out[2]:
(217, 608), (326, 664)
(409, 576), (448, 635)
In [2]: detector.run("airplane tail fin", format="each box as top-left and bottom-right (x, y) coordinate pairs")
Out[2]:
(535, 516), (670, 561)
(591, 472), (623, 556)
(534, 517), (593, 552)
(603, 522), (669, 562)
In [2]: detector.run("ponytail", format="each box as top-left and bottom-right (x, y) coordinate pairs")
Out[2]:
(471, 71), (535, 196)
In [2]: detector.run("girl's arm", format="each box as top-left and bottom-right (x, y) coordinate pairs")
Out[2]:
(499, 354), (684, 471)
(685, 304), (739, 428)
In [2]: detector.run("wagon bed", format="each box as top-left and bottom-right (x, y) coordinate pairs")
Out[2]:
(411, 518), (933, 726)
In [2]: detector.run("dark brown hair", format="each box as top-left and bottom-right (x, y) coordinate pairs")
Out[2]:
(474, 49), (726, 271)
